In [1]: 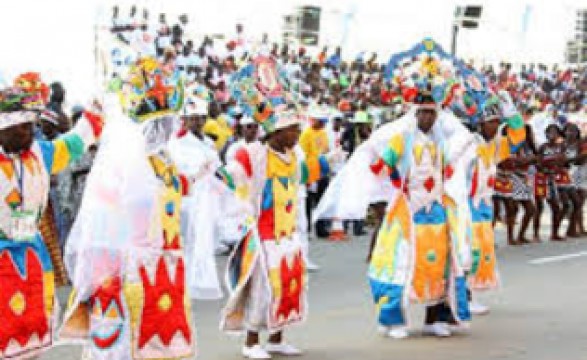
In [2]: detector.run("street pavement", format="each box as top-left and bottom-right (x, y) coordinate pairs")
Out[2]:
(42, 225), (587, 360)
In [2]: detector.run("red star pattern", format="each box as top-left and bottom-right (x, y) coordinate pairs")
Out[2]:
(138, 256), (191, 349)
(0, 249), (49, 353)
(275, 252), (304, 321)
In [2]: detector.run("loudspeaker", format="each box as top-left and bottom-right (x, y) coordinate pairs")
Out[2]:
(299, 6), (321, 32)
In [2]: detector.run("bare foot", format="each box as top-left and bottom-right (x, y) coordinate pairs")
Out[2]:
(508, 239), (520, 246)
(518, 238), (533, 245)
(551, 235), (566, 241)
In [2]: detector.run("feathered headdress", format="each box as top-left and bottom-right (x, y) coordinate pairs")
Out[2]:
(230, 55), (300, 133)
(385, 38), (491, 124)
(117, 57), (184, 123)
(0, 72), (49, 130)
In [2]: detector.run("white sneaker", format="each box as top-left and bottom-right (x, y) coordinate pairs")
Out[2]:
(242, 345), (271, 359)
(422, 323), (452, 337)
(265, 342), (303, 356)
(387, 327), (410, 339)
(377, 325), (390, 336)
(306, 260), (321, 272)
(448, 322), (471, 335)
(469, 301), (490, 316)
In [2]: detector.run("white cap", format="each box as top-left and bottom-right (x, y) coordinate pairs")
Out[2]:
(183, 96), (208, 116)
(274, 109), (303, 131)
(240, 116), (256, 126)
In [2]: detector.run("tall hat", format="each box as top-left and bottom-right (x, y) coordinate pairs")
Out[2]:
(230, 55), (301, 133)
(0, 72), (49, 130)
(117, 57), (184, 122)
(385, 38), (490, 123)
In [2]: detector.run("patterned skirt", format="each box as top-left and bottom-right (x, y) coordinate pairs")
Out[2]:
(571, 165), (587, 190)
(510, 173), (533, 201)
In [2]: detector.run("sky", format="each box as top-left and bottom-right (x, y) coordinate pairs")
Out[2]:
(0, 0), (584, 105)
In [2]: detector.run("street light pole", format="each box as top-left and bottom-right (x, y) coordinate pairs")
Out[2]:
(451, 23), (459, 56)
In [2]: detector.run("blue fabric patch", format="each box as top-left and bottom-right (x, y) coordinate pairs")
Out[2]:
(369, 279), (405, 326)
(390, 167), (400, 182)
(509, 141), (524, 155)
(319, 155), (330, 178)
(261, 179), (273, 210)
(470, 199), (493, 222)
(413, 201), (446, 225)
(171, 175), (180, 192)
(0, 234), (54, 275)
(455, 276), (472, 321)
(37, 140), (55, 174)
(165, 201), (175, 216)
(277, 176), (289, 189)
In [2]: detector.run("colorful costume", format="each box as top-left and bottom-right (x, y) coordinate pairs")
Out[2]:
(219, 56), (309, 334)
(316, 107), (474, 328)
(60, 58), (196, 359)
(218, 139), (309, 332)
(316, 39), (482, 330)
(466, 133), (500, 290)
(0, 74), (102, 360)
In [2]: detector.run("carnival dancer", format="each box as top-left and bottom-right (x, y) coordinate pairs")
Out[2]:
(218, 56), (311, 359)
(168, 90), (223, 300)
(495, 90), (537, 245)
(0, 73), (103, 360)
(314, 39), (479, 339)
(220, 115), (262, 254)
(563, 122), (587, 236)
(535, 123), (567, 241)
(60, 57), (196, 360)
(316, 89), (475, 339)
(561, 122), (585, 237)
(465, 100), (502, 316)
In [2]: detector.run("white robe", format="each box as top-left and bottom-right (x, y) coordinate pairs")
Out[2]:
(169, 132), (223, 300)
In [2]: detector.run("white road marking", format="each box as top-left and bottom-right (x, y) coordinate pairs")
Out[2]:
(529, 251), (587, 265)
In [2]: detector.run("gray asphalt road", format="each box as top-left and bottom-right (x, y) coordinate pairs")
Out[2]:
(41, 225), (587, 360)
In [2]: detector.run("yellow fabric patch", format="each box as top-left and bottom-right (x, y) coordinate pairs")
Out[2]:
(269, 268), (282, 300)
(266, 150), (298, 240)
(476, 140), (497, 169)
(371, 195), (411, 280)
(157, 293), (172, 312)
(0, 160), (14, 179)
(411, 223), (448, 303)
(469, 221), (498, 290)
(496, 136), (509, 162)
(9, 291), (26, 315)
(51, 139), (72, 174)
(43, 272), (55, 318)
(388, 134), (404, 158)
(123, 282), (144, 329)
